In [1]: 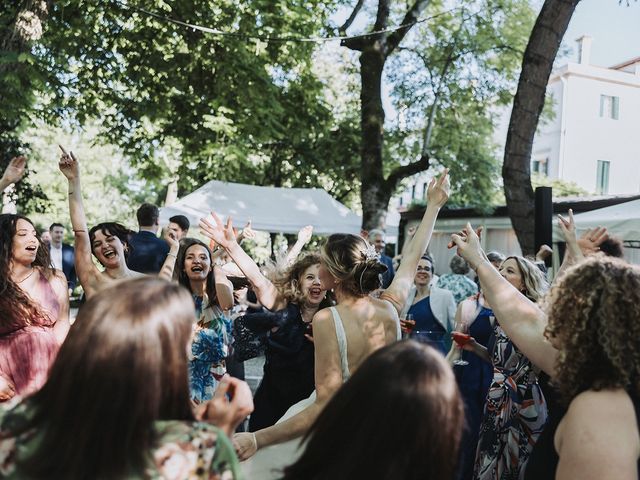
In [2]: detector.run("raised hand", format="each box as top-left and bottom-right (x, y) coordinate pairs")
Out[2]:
(447, 226), (483, 249)
(426, 168), (450, 209)
(198, 376), (253, 437)
(577, 226), (609, 256)
(241, 220), (256, 240)
(163, 229), (180, 250)
(199, 212), (237, 250)
(1, 156), (27, 185)
(450, 223), (486, 270)
(297, 225), (313, 244)
(58, 145), (80, 181)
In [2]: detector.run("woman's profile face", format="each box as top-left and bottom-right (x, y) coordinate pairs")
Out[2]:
(12, 218), (39, 265)
(183, 244), (211, 282)
(318, 261), (336, 291)
(414, 258), (433, 286)
(298, 264), (326, 306)
(499, 258), (524, 291)
(92, 230), (126, 268)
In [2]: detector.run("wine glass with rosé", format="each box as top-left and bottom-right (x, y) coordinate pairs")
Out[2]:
(400, 314), (415, 339)
(452, 319), (470, 366)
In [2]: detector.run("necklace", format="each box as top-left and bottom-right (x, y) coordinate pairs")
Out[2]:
(16, 268), (35, 284)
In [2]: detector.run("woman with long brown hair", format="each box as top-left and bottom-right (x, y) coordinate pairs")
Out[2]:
(58, 147), (143, 299)
(0, 157), (69, 401)
(0, 277), (250, 479)
(169, 237), (235, 403)
(282, 341), (464, 480)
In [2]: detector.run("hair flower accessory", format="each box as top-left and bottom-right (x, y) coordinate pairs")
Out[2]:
(362, 243), (380, 262)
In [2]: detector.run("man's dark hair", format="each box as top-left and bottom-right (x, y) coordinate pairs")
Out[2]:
(599, 236), (624, 258)
(136, 203), (159, 227)
(49, 223), (64, 232)
(169, 215), (190, 232)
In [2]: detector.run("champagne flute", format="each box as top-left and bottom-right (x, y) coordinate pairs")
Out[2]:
(452, 318), (470, 366)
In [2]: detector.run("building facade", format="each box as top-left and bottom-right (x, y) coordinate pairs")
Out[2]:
(532, 36), (640, 195)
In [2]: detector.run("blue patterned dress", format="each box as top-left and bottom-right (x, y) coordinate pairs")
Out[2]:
(473, 323), (548, 480)
(189, 295), (233, 404)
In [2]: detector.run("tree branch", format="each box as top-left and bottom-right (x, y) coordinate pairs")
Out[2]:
(339, 0), (366, 34)
(384, 154), (430, 191)
(384, 0), (431, 57)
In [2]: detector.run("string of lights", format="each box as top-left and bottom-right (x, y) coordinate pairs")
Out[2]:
(111, 1), (471, 44)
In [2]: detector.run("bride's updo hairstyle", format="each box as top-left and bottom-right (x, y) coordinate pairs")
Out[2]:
(321, 234), (388, 297)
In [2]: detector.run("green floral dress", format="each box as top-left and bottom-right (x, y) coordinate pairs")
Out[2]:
(0, 400), (242, 479)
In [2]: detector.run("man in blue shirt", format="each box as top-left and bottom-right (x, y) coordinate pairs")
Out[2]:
(126, 203), (169, 273)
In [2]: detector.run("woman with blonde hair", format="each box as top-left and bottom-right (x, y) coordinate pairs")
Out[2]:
(209, 170), (450, 478)
(456, 254), (548, 479)
(0, 277), (250, 479)
(452, 216), (640, 480)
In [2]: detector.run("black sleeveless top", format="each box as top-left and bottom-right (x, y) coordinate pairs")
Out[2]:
(525, 390), (640, 479)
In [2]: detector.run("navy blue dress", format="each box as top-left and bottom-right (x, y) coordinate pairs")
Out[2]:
(408, 297), (447, 355)
(455, 303), (495, 480)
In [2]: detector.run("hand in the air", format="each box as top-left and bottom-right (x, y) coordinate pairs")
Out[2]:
(1, 156), (27, 185)
(58, 145), (80, 181)
(199, 212), (237, 250)
(426, 168), (450, 209)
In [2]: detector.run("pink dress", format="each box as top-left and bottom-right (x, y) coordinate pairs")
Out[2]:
(0, 270), (60, 397)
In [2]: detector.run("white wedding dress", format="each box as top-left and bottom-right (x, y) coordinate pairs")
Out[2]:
(241, 307), (401, 479)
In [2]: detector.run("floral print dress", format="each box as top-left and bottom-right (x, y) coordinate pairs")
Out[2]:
(473, 324), (548, 480)
(189, 296), (233, 404)
(0, 399), (242, 479)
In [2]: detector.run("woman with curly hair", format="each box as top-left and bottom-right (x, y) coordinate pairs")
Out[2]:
(58, 147), (143, 299)
(0, 157), (69, 401)
(187, 220), (327, 427)
(212, 170), (450, 478)
(237, 252), (332, 432)
(452, 217), (640, 480)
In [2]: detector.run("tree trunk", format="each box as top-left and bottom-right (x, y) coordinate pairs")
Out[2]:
(359, 45), (388, 230)
(503, 0), (580, 255)
(342, 0), (432, 232)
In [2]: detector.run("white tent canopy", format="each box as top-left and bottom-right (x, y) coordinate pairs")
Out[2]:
(552, 198), (640, 242)
(160, 180), (363, 236)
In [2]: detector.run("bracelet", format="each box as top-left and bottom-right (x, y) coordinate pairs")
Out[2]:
(73, 230), (86, 234)
(167, 252), (177, 258)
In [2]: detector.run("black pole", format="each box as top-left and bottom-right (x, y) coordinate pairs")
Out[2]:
(534, 186), (553, 267)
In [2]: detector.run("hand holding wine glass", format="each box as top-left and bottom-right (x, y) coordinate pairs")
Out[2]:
(452, 318), (470, 366)
(400, 313), (416, 336)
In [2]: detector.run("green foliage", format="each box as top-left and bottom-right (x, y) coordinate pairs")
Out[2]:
(531, 172), (588, 197)
(20, 120), (159, 232)
(385, 0), (536, 208)
(29, 0), (360, 204)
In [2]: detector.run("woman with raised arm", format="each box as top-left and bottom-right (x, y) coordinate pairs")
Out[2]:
(195, 220), (329, 429)
(0, 157), (69, 401)
(58, 147), (142, 299)
(0, 277), (251, 479)
(451, 216), (640, 480)
(167, 237), (235, 403)
(207, 170), (449, 478)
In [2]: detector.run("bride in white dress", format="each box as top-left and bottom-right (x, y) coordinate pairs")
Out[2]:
(199, 171), (450, 479)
